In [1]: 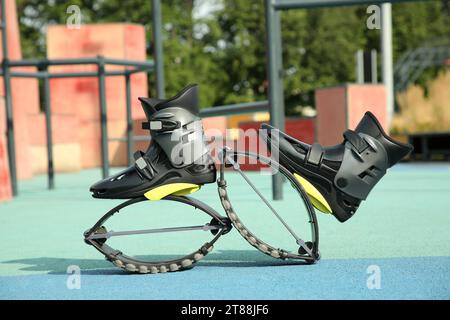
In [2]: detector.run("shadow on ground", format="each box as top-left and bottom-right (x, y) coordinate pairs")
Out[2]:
(2, 250), (311, 275)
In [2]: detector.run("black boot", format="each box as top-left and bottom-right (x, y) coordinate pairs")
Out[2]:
(90, 84), (216, 200)
(261, 112), (413, 222)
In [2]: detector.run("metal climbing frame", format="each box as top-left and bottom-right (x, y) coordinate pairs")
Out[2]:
(0, 0), (158, 193)
(0, 0), (269, 197)
(264, 0), (421, 199)
(394, 44), (450, 92)
(1, 55), (155, 191)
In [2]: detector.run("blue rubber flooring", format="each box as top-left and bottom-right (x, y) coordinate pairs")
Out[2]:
(1, 163), (449, 299)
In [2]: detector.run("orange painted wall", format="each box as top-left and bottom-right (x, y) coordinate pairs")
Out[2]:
(1, 1), (152, 196)
(0, 0), (38, 180)
(347, 85), (387, 130)
(46, 24), (148, 168)
(0, 98), (12, 201)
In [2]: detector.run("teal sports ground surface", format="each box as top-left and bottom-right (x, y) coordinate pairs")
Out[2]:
(0, 163), (449, 299)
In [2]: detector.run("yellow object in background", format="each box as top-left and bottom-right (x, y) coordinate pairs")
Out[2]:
(227, 112), (270, 140)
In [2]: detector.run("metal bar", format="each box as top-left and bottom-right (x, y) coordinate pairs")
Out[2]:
(1, 0), (18, 196)
(396, 48), (422, 91)
(199, 100), (269, 118)
(8, 57), (100, 67)
(7, 59), (49, 67)
(109, 99), (269, 143)
(356, 49), (364, 83)
(9, 71), (48, 78)
(152, 0), (165, 98)
(394, 49), (412, 74)
(43, 74), (54, 189)
(371, 49), (378, 83)
(125, 74), (134, 166)
(273, 0), (420, 10)
(103, 57), (154, 68)
(86, 224), (220, 240)
(381, 3), (394, 125)
(109, 136), (151, 142)
(97, 57), (109, 178)
(8, 58), (153, 68)
(126, 66), (155, 75)
(225, 154), (304, 244)
(421, 136), (429, 161)
(8, 70), (145, 78)
(50, 71), (132, 78)
(407, 50), (434, 87)
(265, 0), (285, 200)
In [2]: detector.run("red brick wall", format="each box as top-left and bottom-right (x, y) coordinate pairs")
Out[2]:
(238, 118), (315, 171)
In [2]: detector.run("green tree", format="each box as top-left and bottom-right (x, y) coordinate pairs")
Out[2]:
(15, 0), (450, 113)
(392, 1), (450, 91)
(281, 7), (366, 113)
(15, 0), (225, 107)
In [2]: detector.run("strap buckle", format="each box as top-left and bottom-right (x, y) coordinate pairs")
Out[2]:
(343, 130), (369, 153)
(134, 151), (155, 180)
(306, 143), (323, 166)
(142, 120), (180, 131)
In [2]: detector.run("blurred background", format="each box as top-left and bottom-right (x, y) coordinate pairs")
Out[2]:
(0, 0), (449, 199)
(15, 0), (449, 112)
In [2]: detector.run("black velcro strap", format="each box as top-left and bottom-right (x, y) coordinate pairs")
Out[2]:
(343, 130), (369, 153)
(134, 151), (154, 180)
(307, 143), (323, 166)
(142, 120), (180, 131)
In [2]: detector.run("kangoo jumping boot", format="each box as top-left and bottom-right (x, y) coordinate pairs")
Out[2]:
(261, 112), (413, 222)
(90, 84), (216, 200)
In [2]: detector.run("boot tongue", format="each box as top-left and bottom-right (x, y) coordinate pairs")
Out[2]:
(138, 97), (161, 120)
(138, 84), (200, 119)
(354, 112), (413, 168)
(155, 84), (199, 115)
(354, 111), (385, 138)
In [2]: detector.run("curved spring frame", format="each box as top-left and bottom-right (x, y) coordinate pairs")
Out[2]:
(217, 148), (320, 263)
(84, 195), (232, 274)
